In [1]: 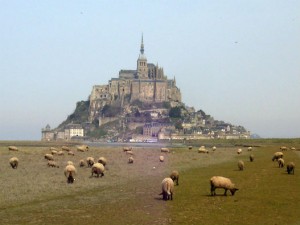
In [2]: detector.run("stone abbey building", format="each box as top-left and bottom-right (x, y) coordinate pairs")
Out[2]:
(89, 36), (182, 122)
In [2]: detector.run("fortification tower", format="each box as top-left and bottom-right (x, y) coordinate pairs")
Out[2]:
(137, 35), (148, 79)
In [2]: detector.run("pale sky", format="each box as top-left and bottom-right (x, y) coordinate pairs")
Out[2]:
(0, 1), (299, 140)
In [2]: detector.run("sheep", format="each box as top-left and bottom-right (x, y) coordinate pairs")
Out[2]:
(188, 146), (193, 150)
(286, 162), (295, 174)
(170, 170), (179, 186)
(126, 150), (134, 155)
(128, 156), (134, 164)
(86, 157), (95, 167)
(68, 151), (75, 156)
(79, 159), (86, 167)
(210, 176), (238, 196)
(278, 158), (285, 168)
(161, 148), (170, 153)
(280, 146), (288, 151)
(98, 157), (107, 167)
(47, 160), (59, 168)
(44, 153), (54, 161)
(272, 152), (283, 161)
(62, 146), (71, 152)
(50, 147), (58, 151)
(123, 147), (132, 152)
(198, 148), (209, 153)
(57, 151), (64, 156)
(51, 150), (58, 155)
(290, 147), (296, 151)
(9, 157), (19, 169)
(249, 154), (254, 162)
(67, 161), (74, 166)
(64, 164), (76, 183)
(237, 149), (242, 154)
(159, 155), (164, 162)
(238, 160), (244, 171)
(248, 147), (252, 151)
(91, 163), (105, 177)
(212, 146), (217, 151)
(77, 145), (89, 152)
(160, 177), (174, 201)
(8, 146), (18, 151)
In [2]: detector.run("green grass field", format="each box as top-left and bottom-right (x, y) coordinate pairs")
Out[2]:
(0, 139), (299, 225)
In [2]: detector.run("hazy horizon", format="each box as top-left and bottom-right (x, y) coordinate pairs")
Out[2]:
(1, 1), (299, 140)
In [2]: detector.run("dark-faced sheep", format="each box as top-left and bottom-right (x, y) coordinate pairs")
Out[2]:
(286, 162), (295, 174)
(98, 157), (107, 167)
(249, 154), (254, 162)
(86, 157), (95, 167)
(79, 159), (86, 167)
(64, 165), (76, 184)
(237, 149), (242, 154)
(91, 163), (105, 177)
(210, 176), (238, 196)
(160, 177), (174, 201)
(272, 152), (283, 161)
(9, 157), (19, 169)
(170, 170), (179, 185)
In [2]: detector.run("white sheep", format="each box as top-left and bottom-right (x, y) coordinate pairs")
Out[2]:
(161, 148), (170, 153)
(9, 157), (19, 169)
(98, 157), (107, 167)
(123, 147), (132, 152)
(280, 146), (288, 151)
(68, 151), (75, 156)
(198, 147), (209, 153)
(212, 146), (217, 151)
(86, 157), (95, 167)
(67, 161), (74, 166)
(62, 146), (71, 152)
(126, 150), (134, 155)
(91, 163), (105, 177)
(64, 164), (76, 183)
(247, 147), (252, 151)
(210, 176), (238, 196)
(170, 170), (179, 186)
(49, 147), (58, 151)
(160, 177), (174, 200)
(159, 155), (164, 162)
(44, 153), (54, 161)
(286, 162), (295, 174)
(237, 149), (242, 154)
(238, 160), (244, 171)
(8, 146), (18, 151)
(128, 156), (134, 164)
(47, 160), (59, 168)
(77, 145), (89, 152)
(57, 151), (64, 156)
(278, 158), (285, 168)
(51, 150), (58, 155)
(272, 152), (283, 161)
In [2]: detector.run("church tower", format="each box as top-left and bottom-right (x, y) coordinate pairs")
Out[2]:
(137, 35), (148, 79)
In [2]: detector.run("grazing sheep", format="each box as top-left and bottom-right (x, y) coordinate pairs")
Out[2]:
(44, 153), (54, 161)
(91, 163), (105, 177)
(160, 177), (174, 201)
(278, 158), (285, 168)
(238, 160), (244, 171)
(51, 150), (58, 155)
(161, 148), (170, 153)
(170, 170), (179, 186)
(128, 156), (134, 164)
(57, 151), (64, 156)
(68, 151), (75, 156)
(212, 146), (217, 151)
(280, 146), (288, 151)
(248, 147), (252, 151)
(50, 147), (58, 151)
(62, 146), (71, 152)
(210, 176), (238, 196)
(64, 165), (76, 183)
(77, 145), (89, 152)
(286, 162), (295, 174)
(290, 147), (296, 151)
(9, 157), (19, 169)
(47, 160), (59, 168)
(8, 146), (18, 151)
(159, 155), (164, 162)
(188, 146), (193, 150)
(249, 154), (254, 162)
(126, 150), (134, 155)
(98, 157), (107, 167)
(237, 149), (242, 154)
(86, 157), (95, 167)
(79, 159), (86, 167)
(123, 147), (132, 152)
(272, 152), (284, 161)
(198, 148), (209, 153)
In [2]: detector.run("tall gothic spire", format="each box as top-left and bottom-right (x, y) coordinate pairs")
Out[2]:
(140, 34), (144, 54)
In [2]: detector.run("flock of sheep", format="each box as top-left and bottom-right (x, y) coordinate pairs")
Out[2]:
(7, 143), (297, 202)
